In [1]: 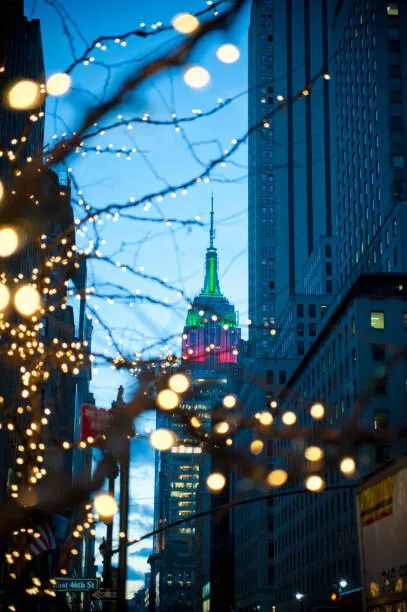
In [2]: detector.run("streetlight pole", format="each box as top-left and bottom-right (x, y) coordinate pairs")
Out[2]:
(117, 436), (130, 610)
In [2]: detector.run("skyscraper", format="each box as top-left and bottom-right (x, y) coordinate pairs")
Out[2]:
(239, 0), (407, 610)
(150, 202), (241, 611)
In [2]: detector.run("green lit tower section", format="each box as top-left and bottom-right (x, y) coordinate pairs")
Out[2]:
(182, 197), (241, 366)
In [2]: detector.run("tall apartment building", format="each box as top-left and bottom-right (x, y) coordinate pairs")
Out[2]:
(238, 0), (407, 610)
(150, 206), (241, 611)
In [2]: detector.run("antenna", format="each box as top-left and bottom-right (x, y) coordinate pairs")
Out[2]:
(210, 193), (215, 248)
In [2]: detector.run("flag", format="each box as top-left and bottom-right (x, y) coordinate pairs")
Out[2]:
(28, 521), (57, 557)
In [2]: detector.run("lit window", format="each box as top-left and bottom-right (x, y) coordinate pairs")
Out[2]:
(403, 313), (407, 328)
(370, 311), (384, 329)
(374, 411), (389, 430)
(386, 3), (399, 16)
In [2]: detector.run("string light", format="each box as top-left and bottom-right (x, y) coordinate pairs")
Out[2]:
(13, 285), (41, 317)
(310, 402), (325, 420)
(206, 472), (226, 492)
(339, 456), (356, 475)
(259, 411), (273, 426)
(156, 389), (179, 410)
(46, 72), (72, 96)
(93, 493), (118, 519)
(250, 440), (264, 455)
(222, 394), (237, 409)
(168, 372), (190, 393)
(304, 446), (323, 462)
(183, 65), (210, 89)
(267, 469), (288, 487)
(0, 227), (19, 257)
(216, 43), (240, 64)
(305, 475), (325, 492)
(7, 79), (42, 109)
(0, 285), (10, 311)
(281, 411), (296, 426)
(172, 13), (199, 34)
(150, 429), (176, 451)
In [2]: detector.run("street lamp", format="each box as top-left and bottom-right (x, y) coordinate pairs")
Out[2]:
(339, 578), (348, 591)
(295, 592), (305, 611)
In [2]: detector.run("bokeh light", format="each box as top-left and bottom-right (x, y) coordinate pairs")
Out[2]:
(156, 389), (179, 410)
(206, 472), (226, 492)
(259, 411), (273, 426)
(0, 285), (10, 312)
(14, 285), (41, 317)
(150, 429), (176, 451)
(339, 456), (356, 475)
(183, 65), (210, 89)
(0, 227), (19, 257)
(304, 446), (324, 462)
(267, 469), (288, 487)
(310, 402), (325, 420)
(305, 475), (325, 492)
(93, 493), (118, 519)
(281, 411), (296, 426)
(0, 180), (3, 203)
(172, 13), (199, 34)
(46, 72), (72, 96)
(7, 79), (42, 110)
(223, 394), (237, 409)
(250, 440), (264, 455)
(168, 372), (190, 393)
(214, 421), (229, 434)
(216, 43), (240, 64)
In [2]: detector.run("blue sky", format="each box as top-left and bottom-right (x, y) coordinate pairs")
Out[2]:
(26, 0), (250, 595)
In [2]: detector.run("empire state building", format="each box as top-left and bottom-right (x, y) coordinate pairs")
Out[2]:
(181, 198), (241, 368)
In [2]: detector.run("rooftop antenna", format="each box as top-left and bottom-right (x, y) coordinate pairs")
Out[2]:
(210, 193), (216, 248)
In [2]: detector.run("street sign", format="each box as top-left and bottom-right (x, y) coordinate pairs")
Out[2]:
(91, 588), (118, 600)
(54, 578), (99, 591)
(80, 403), (117, 441)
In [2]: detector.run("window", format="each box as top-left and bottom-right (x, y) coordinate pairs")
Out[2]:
(374, 411), (389, 429)
(309, 304), (316, 318)
(376, 445), (390, 463)
(392, 155), (405, 168)
(279, 370), (286, 385)
(266, 370), (274, 384)
(375, 377), (387, 395)
(403, 313), (407, 328)
(370, 311), (385, 329)
(372, 343), (386, 361)
(297, 322), (304, 337)
(309, 322), (316, 337)
(298, 341), (305, 355)
(386, 4), (399, 17)
(297, 303), (304, 317)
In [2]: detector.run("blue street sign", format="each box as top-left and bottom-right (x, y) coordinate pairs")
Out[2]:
(54, 578), (99, 591)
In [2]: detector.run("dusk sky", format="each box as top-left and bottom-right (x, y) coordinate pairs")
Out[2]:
(25, 0), (250, 595)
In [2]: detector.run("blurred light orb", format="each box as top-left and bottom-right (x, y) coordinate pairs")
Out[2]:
(267, 469), (288, 487)
(0, 284), (10, 311)
(0, 180), (4, 203)
(214, 421), (229, 435)
(150, 429), (176, 451)
(270, 400), (278, 409)
(156, 389), (179, 410)
(0, 227), (19, 257)
(93, 493), (118, 519)
(172, 13), (199, 34)
(310, 402), (325, 420)
(282, 411), (296, 426)
(304, 446), (324, 462)
(190, 416), (201, 428)
(259, 411), (273, 426)
(184, 65), (210, 89)
(305, 475), (325, 492)
(7, 79), (42, 110)
(14, 285), (41, 317)
(206, 472), (226, 492)
(46, 72), (72, 96)
(168, 372), (190, 393)
(340, 456), (356, 475)
(216, 43), (240, 64)
(250, 439), (264, 455)
(223, 393), (237, 409)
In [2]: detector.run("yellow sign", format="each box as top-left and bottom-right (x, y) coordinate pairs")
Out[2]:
(359, 475), (395, 527)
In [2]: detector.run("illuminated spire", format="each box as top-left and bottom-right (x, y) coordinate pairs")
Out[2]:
(201, 195), (222, 297)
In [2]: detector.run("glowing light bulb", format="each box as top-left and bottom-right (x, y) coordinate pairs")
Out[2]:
(171, 13), (199, 34)
(156, 389), (179, 410)
(310, 402), (325, 420)
(304, 446), (323, 462)
(46, 72), (72, 96)
(250, 440), (264, 455)
(183, 66), (210, 89)
(305, 475), (325, 492)
(222, 394), (237, 409)
(150, 429), (176, 451)
(7, 79), (42, 110)
(339, 456), (356, 475)
(216, 44), (240, 64)
(168, 373), (190, 393)
(14, 285), (41, 317)
(0, 284), (10, 311)
(0, 227), (19, 257)
(267, 469), (288, 487)
(93, 493), (118, 519)
(206, 472), (226, 492)
(259, 411), (273, 426)
(214, 421), (229, 434)
(282, 411), (296, 426)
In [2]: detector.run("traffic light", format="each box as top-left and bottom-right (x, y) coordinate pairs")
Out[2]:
(330, 592), (338, 601)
